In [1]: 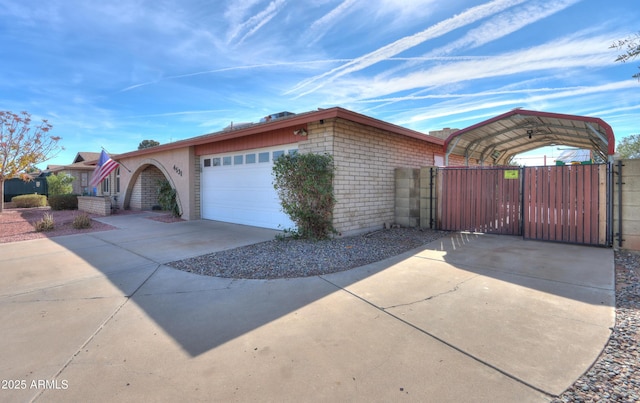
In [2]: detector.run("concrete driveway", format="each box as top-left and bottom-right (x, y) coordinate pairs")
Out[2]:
(0, 213), (614, 402)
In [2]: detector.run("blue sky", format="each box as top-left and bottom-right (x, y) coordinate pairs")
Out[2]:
(1, 0), (638, 168)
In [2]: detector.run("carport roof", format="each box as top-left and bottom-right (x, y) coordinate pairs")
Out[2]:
(444, 109), (615, 166)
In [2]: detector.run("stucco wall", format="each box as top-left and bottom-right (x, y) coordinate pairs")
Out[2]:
(117, 147), (197, 219)
(56, 169), (92, 195)
(614, 159), (640, 251)
(302, 117), (444, 236)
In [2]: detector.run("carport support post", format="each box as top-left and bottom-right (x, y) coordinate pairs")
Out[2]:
(419, 167), (437, 229)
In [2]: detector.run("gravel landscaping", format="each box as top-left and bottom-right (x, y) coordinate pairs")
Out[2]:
(0, 207), (116, 243)
(168, 227), (448, 279)
(0, 207), (181, 243)
(553, 251), (640, 402)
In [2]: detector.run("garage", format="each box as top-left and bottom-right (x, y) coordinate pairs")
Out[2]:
(201, 145), (297, 229)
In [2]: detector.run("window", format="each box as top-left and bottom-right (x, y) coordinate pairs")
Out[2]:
(116, 168), (120, 193)
(234, 155), (243, 165)
(102, 177), (109, 194)
(212, 158), (221, 167)
(288, 149), (298, 155)
(246, 154), (256, 164)
(223, 156), (232, 166)
(81, 172), (88, 186)
(258, 152), (270, 163)
(272, 150), (284, 160)
(204, 158), (211, 167)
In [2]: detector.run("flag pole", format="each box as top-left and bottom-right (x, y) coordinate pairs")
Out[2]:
(101, 146), (132, 173)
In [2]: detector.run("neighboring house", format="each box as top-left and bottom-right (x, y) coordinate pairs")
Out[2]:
(111, 107), (458, 236)
(47, 152), (101, 195)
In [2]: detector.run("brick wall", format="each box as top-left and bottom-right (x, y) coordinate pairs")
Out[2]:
(78, 196), (111, 216)
(193, 153), (201, 218)
(140, 166), (164, 210)
(130, 179), (142, 210)
(301, 117), (443, 235)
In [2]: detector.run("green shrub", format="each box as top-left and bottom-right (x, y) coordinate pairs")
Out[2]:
(34, 213), (55, 232)
(12, 194), (47, 208)
(272, 153), (336, 240)
(48, 194), (78, 210)
(157, 179), (181, 217)
(72, 213), (92, 229)
(46, 173), (74, 195)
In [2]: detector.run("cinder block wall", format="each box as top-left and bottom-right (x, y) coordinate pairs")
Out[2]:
(303, 118), (443, 236)
(393, 166), (439, 229)
(614, 159), (640, 251)
(394, 168), (420, 227)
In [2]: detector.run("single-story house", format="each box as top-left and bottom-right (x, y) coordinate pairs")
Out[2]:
(47, 152), (101, 195)
(102, 107), (465, 236)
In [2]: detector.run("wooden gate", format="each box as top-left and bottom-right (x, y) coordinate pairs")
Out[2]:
(522, 164), (608, 246)
(437, 164), (609, 246)
(439, 167), (521, 235)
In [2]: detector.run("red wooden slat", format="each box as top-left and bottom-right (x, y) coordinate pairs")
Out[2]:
(591, 165), (600, 244)
(558, 166), (566, 242)
(576, 165), (585, 244)
(441, 164), (604, 245)
(552, 166), (558, 242)
(538, 167), (545, 239)
(531, 168), (539, 239)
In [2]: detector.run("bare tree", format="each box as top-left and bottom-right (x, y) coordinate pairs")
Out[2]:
(611, 32), (640, 80)
(0, 111), (63, 212)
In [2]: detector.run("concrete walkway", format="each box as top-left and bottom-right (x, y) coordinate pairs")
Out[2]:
(0, 214), (614, 402)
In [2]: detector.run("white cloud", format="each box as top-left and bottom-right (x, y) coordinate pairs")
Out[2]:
(394, 81), (636, 126)
(287, 0), (528, 97)
(225, 0), (287, 45)
(303, 0), (359, 45)
(321, 34), (619, 103)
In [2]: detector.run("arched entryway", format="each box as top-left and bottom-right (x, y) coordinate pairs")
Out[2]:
(123, 160), (180, 212)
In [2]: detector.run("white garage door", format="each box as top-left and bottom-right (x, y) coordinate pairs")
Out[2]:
(201, 146), (297, 229)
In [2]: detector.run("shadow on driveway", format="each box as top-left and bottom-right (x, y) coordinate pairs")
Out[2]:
(0, 216), (615, 400)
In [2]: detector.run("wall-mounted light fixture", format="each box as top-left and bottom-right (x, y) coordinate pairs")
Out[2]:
(527, 129), (534, 139)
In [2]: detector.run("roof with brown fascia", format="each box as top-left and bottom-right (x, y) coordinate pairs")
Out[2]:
(114, 107), (444, 161)
(73, 152), (101, 163)
(47, 152), (100, 173)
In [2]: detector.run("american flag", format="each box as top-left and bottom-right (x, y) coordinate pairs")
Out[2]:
(89, 150), (119, 188)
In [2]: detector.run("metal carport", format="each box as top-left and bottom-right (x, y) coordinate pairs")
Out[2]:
(444, 109), (615, 166)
